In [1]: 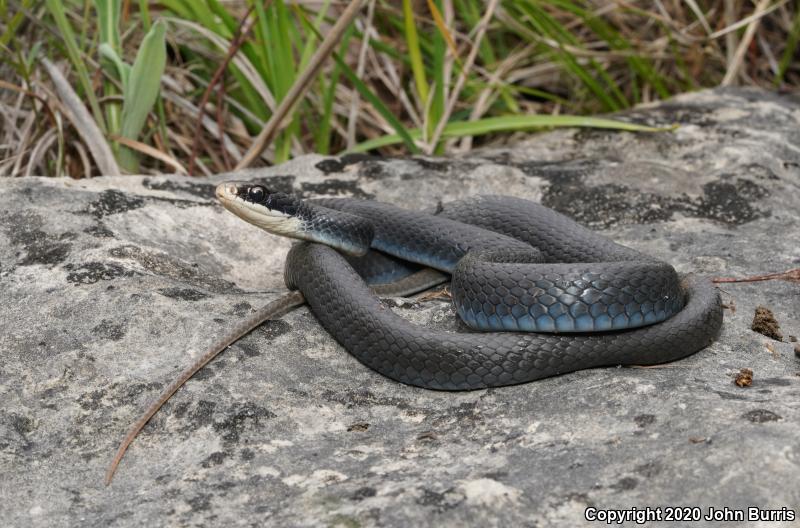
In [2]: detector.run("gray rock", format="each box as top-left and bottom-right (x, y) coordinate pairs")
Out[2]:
(2, 87), (799, 527)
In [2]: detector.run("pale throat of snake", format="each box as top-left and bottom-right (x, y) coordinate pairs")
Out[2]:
(215, 181), (374, 256)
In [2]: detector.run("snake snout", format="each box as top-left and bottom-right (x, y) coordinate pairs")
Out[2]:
(215, 182), (239, 200)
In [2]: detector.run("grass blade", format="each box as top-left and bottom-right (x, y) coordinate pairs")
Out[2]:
(333, 50), (420, 154)
(426, 0), (458, 60)
(45, 0), (106, 132)
(347, 114), (674, 153)
(119, 19), (167, 171)
(775, 7), (800, 86)
(41, 58), (120, 175)
(95, 0), (121, 51)
(95, 0), (123, 141)
(402, 0), (428, 105)
(235, 0), (373, 168)
(98, 43), (130, 86)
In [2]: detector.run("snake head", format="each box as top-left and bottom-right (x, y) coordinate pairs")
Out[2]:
(215, 181), (307, 240)
(216, 181), (299, 214)
(215, 180), (374, 256)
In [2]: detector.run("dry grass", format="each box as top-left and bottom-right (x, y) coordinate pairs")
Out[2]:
(0, 0), (798, 177)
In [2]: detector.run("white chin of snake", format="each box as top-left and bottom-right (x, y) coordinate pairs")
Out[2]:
(217, 193), (304, 238)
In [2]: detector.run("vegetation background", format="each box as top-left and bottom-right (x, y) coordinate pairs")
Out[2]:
(0, 0), (797, 177)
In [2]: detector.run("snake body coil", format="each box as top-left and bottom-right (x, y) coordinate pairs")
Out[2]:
(104, 189), (725, 485)
(218, 186), (723, 390)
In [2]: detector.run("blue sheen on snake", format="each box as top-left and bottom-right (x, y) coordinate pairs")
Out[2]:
(216, 182), (722, 390)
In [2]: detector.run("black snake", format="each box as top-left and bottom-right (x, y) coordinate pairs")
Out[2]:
(219, 184), (723, 390)
(104, 182), (724, 484)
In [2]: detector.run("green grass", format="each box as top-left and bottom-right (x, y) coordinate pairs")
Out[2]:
(0, 0), (798, 176)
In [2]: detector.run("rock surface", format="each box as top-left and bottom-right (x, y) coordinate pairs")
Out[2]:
(2, 87), (799, 527)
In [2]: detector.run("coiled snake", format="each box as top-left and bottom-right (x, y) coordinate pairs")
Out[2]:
(104, 182), (722, 483)
(225, 184), (722, 389)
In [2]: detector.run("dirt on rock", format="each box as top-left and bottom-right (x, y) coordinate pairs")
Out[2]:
(751, 305), (783, 341)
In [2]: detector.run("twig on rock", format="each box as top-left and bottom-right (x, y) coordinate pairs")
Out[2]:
(712, 268), (800, 284)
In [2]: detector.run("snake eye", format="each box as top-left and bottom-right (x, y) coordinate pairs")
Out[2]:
(247, 186), (266, 203)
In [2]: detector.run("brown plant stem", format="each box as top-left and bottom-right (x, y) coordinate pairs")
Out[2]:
(712, 268), (800, 284)
(188, 5), (257, 176)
